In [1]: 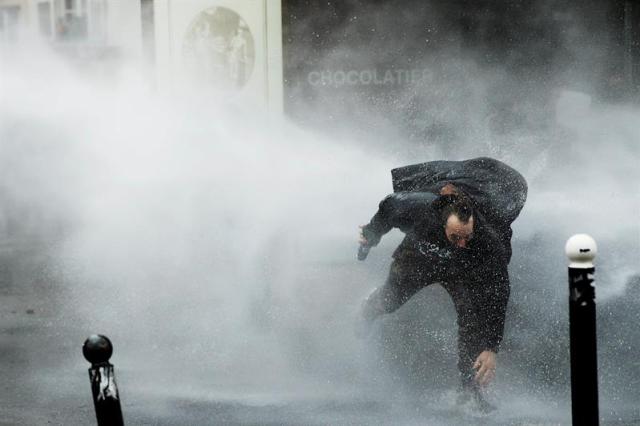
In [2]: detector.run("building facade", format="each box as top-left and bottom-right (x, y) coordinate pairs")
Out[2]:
(2, 0), (638, 136)
(0, 0), (283, 110)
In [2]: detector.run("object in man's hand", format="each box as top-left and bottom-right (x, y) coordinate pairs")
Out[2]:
(357, 244), (371, 261)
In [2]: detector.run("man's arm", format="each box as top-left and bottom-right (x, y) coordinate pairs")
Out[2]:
(477, 263), (511, 353)
(361, 191), (438, 247)
(469, 261), (510, 386)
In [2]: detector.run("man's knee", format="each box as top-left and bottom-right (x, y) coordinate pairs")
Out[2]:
(361, 286), (393, 321)
(361, 262), (424, 321)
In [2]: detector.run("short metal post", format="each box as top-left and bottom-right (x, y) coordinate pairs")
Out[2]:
(83, 335), (125, 426)
(565, 234), (599, 426)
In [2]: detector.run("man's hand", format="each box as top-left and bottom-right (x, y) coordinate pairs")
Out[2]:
(358, 225), (369, 246)
(473, 350), (496, 386)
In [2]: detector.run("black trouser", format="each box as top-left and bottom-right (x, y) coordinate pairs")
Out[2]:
(362, 258), (489, 388)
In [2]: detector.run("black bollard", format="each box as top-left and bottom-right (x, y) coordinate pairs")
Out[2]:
(83, 335), (125, 426)
(565, 234), (599, 426)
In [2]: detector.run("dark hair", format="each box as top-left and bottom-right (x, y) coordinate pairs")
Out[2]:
(436, 194), (474, 223)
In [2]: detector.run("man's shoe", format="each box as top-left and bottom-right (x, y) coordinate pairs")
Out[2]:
(472, 389), (497, 414)
(456, 383), (496, 414)
(355, 288), (384, 339)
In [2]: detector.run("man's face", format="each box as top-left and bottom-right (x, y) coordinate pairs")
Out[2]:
(445, 214), (474, 249)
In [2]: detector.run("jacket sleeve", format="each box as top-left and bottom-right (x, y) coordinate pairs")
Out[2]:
(361, 191), (438, 246)
(477, 262), (510, 353)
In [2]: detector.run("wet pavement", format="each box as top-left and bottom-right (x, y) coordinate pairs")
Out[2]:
(2, 236), (639, 426)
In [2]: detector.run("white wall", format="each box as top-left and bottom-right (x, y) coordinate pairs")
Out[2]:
(103, 0), (142, 57)
(0, 0), (283, 110)
(153, 0), (283, 110)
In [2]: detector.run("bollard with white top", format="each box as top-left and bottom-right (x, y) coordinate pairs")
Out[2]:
(565, 234), (599, 426)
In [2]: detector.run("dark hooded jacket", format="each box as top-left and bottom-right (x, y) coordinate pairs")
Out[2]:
(362, 157), (527, 352)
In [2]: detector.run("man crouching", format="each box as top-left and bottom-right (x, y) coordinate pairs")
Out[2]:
(358, 157), (527, 412)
